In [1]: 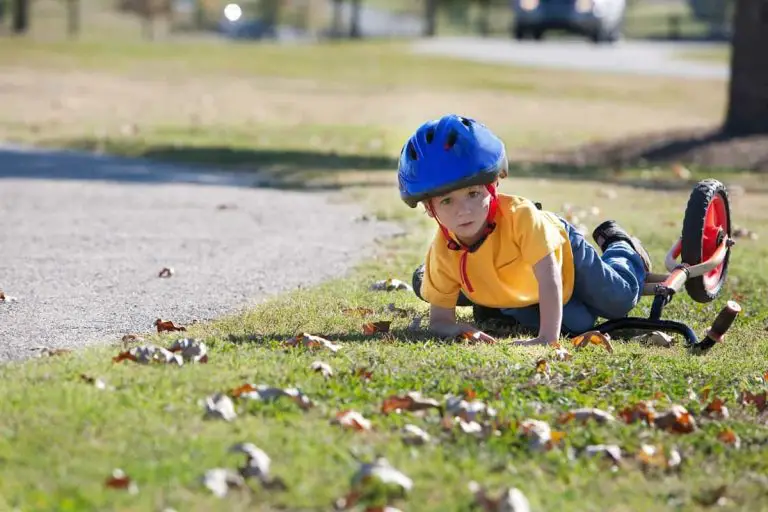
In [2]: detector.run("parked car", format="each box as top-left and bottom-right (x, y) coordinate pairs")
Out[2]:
(511, 0), (626, 43)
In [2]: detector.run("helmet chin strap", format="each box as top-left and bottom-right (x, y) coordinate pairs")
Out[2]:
(426, 183), (499, 251)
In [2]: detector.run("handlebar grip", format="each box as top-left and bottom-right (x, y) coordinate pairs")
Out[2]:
(696, 300), (741, 351)
(708, 300), (741, 340)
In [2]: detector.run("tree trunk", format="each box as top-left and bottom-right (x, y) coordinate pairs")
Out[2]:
(424, 0), (437, 37)
(723, 0), (768, 135)
(349, 0), (361, 38)
(12, 0), (29, 33)
(331, 0), (343, 38)
(66, 0), (80, 38)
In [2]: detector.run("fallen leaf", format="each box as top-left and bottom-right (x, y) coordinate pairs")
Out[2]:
(363, 321), (391, 335)
(445, 395), (497, 422)
(637, 444), (682, 471)
(231, 384), (313, 410)
(154, 318), (186, 333)
(105, 469), (138, 494)
(387, 303), (409, 317)
(80, 374), (109, 390)
(619, 401), (656, 425)
(204, 393), (237, 421)
(703, 398), (730, 419)
(336, 458), (411, 510)
(202, 468), (246, 498)
(381, 392), (442, 415)
(112, 345), (183, 365)
(121, 333), (144, 344)
(33, 347), (72, 357)
(401, 424), (431, 446)
(370, 278), (413, 292)
(672, 163), (692, 180)
(284, 333), (341, 352)
(310, 360), (334, 378)
(694, 485), (729, 507)
(342, 307), (374, 317)
(739, 390), (767, 412)
(354, 367), (374, 380)
(558, 408), (616, 424)
(468, 481), (530, 512)
(0, 290), (18, 302)
(519, 419), (563, 451)
(167, 338), (208, 363)
(535, 358), (550, 376)
(717, 429), (741, 449)
(585, 444), (622, 466)
(571, 331), (613, 353)
(332, 410), (372, 431)
(654, 405), (697, 434)
(550, 342), (572, 361)
(158, 267), (174, 278)
(632, 331), (674, 347)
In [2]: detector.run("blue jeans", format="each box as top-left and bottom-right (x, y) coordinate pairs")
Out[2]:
(500, 220), (646, 334)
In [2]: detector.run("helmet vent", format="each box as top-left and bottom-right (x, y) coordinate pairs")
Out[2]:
(444, 130), (458, 150)
(425, 128), (435, 144)
(407, 142), (418, 160)
(459, 117), (471, 127)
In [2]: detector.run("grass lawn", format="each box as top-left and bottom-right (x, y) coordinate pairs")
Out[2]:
(675, 47), (731, 64)
(0, 34), (766, 511)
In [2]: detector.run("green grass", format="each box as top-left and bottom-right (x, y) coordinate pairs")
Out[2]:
(676, 47), (731, 64)
(0, 177), (767, 511)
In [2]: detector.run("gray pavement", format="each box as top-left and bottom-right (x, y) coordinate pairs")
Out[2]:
(412, 37), (729, 80)
(0, 145), (401, 362)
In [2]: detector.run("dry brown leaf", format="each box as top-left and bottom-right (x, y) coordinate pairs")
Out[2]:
(703, 398), (730, 419)
(519, 419), (563, 451)
(229, 443), (271, 480)
(112, 345), (183, 365)
(632, 331), (674, 347)
(167, 338), (208, 363)
(230, 384), (313, 410)
(370, 278), (413, 292)
(571, 331), (613, 353)
(654, 405), (697, 434)
(204, 393), (238, 421)
(342, 307), (374, 317)
(154, 318), (186, 333)
(672, 163), (692, 180)
(80, 373), (109, 390)
(105, 469), (138, 494)
(353, 367), (374, 380)
(381, 392), (442, 415)
(158, 267), (174, 278)
(0, 290), (18, 302)
(717, 429), (741, 449)
(740, 390), (767, 412)
(585, 444), (622, 466)
(550, 342), (572, 361)
(363, 321), (391, 335)
(284, 333), (341, 352)
(637, 444), (682, 471)
(468, 481), (530, 512)
(121, 333), (144, 344)
(202, 468), (246, 498)
(310, 360), (334, 378)
(401, 424), (431, 446)
(535, 358), (550, 376)
(445, 395), (497, 422)
(332, 410), (372, 431)
(619, 401), (656, 425)
(558, 408), (616, 424)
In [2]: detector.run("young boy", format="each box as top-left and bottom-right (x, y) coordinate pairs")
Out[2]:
(398, 114), (651, 345)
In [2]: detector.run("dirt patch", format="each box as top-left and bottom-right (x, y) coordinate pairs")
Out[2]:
(533, 127), (768, 172)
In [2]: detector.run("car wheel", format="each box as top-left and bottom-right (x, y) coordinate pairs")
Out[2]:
(532, 28), (544, 40)
(513, 25), (527, 40)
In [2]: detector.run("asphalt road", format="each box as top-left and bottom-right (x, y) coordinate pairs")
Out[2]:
(412, 37), (729, 80)
(0, 145), (401, 362)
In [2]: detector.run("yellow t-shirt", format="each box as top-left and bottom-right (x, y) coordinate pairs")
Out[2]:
(422, 194), (575, 309)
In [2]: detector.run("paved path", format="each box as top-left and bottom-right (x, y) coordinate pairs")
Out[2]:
(0, 146), (401, 361)
(412, 37), (729, 80)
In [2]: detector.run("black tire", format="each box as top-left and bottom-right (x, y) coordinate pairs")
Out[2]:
(513, 25), (527, 40)
(681, 179), (731, 303)
(532, 29), (544, 40)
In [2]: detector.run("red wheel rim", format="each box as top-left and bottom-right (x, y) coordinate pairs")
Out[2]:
(702, 193), (727, 290)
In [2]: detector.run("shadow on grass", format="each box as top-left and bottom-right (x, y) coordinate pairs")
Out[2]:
(5, 130), (765, 193)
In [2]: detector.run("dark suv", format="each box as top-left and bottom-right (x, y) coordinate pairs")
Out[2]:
(511, 0), (626, 43)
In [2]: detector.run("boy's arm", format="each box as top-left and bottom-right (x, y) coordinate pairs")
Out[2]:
(516, 251), (563, 346)
(429, 304), (497, 343)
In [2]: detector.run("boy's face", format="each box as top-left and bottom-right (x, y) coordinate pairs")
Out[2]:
(427, 185), (491, 243)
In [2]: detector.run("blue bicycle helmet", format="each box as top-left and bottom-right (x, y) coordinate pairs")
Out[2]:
(398, 114), (508, 208)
